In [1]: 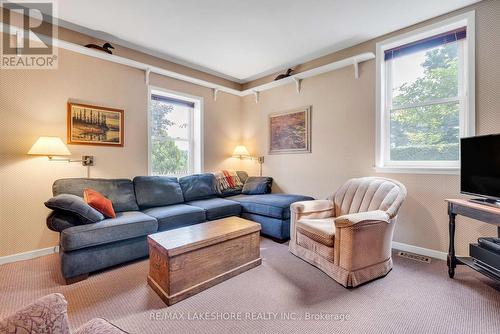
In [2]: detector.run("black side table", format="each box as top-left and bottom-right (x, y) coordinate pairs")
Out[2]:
(446, 199), (500, 281)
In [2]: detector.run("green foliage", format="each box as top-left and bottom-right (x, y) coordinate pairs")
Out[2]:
(150, 100), (188, 175)
(151, 139), (188, 175)
(390, 43), (460, 161)
(391, 143), (458, 161)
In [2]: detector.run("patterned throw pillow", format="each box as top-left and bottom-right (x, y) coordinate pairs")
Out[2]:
(213, 170), (243, 194)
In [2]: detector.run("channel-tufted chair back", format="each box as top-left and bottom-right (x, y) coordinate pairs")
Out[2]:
(332, 177), (407, 218)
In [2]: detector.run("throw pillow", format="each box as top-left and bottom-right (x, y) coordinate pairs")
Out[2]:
(242, 177), (273, 195)
(213, 170), (243, 196)
(46, 211), (85, 232)
(83, 188), (116, 218)
(44, 194), (104, 223)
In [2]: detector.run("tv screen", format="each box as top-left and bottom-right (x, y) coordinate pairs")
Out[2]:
(461, 134), (500, 200)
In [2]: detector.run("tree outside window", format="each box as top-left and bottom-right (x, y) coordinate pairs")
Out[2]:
(150, 99), (190, 175)
(389, 42), (461, 161)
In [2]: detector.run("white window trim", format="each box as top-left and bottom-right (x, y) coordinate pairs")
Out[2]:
(375, 11), (475, 175)
(147, 86), (204, 176)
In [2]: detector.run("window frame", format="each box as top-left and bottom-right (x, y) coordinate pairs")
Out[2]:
(375, 11), (475, 174)
(148, 86), (204, 176)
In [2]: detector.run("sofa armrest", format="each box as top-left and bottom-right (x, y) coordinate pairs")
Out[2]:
(0, 293), (71, 334)
(334, 210), (389, 228)
(291, 200), (333, 214)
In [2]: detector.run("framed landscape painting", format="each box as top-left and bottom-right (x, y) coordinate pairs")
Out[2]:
(269, 106), (311, 154)
(67, 102), (124, 147)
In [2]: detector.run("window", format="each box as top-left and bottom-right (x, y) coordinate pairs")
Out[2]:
(376, 12), (475, 173)
(149, 88), (203, 176)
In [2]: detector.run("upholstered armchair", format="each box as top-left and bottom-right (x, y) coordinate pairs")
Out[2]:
(289, 177), (407, 287)
(0, 293), (127, 334)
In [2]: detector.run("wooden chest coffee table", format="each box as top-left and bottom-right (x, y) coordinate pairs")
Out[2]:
(147, 216), (261, 305)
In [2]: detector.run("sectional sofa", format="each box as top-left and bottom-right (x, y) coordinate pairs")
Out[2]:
(46, 171), (313, 282)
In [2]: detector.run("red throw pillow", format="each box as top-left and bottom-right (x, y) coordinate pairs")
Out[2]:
(83, 188), (116, 218)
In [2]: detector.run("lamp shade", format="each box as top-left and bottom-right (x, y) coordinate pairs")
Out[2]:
(232, 145), (251, 158)
(28, 137), (71, 156)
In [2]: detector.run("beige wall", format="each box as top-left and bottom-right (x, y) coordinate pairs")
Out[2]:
(241, 0), (500, 256)
(0, 47), (242, 257)
(1, 0), (499, 258)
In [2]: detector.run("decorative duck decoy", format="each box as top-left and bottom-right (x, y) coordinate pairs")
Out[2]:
(84, 42), (115, 54)
(274, 68), (294, 81)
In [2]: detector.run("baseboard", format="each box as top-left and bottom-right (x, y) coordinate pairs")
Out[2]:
(392, 241), (447, 261)
(0, 246), (59, 265)
(0, 241), (447, 265)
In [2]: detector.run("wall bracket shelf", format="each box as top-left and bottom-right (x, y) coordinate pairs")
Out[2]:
(241, 52), (375, 102)
(1, 23), (374, 103)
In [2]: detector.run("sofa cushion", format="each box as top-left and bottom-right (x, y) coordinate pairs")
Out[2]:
(241, 213), (290, 240)
(53, 178), (139, 212)
(60, 211), (157, 251)
(228, 194), (314, 220)
(220, 188), (243, 197)
(242, 177), (273, 195)
(133, 176), (184, 209)
(45, 194), (104, 223)
(186, 198), (241, 220)
(143, 204), (206, 231)
(296, 218), (335, 247)
(179, 173), (219, 201)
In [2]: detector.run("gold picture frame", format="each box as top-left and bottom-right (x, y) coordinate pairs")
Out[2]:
(67, 102), (124, 147)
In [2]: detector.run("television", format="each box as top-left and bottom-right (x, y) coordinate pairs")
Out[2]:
(461, 134), (500, 205)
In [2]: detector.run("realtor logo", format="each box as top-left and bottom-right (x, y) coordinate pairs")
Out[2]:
(1, 0), (58, 69)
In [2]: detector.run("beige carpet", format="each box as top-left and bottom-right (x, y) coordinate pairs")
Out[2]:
(1, 238), (499, 334)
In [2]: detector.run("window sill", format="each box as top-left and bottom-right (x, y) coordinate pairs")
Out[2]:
(374, 166), (459, 175)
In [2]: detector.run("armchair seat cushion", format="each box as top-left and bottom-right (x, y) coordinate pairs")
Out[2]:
(186, 198), (241, 220)
(296, 218), (335, 247)
(61, 211), (157, 251)
(228, 194), (314, 220)
(143, 204), (206, 231)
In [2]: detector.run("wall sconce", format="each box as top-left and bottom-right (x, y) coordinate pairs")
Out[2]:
(28, 136), (94, 166)
(232, 145), (264, 176)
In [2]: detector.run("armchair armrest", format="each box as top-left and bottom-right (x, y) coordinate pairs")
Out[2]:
(0, 293), (70, 334)
(333, 210), (394, 271)
(290, 200), (334, 243)
(291, 200), (333, 214)
(334, 210), (389, 228)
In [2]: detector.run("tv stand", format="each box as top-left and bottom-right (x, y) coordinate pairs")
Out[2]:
(446, 199), (500, 282)
(469, 197), (500, 208)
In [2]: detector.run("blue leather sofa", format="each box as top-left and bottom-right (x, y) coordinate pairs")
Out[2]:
(46, 171), (313, 282)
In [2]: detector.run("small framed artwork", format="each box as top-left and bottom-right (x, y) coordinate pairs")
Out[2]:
(67, 102), (124, 147)
(269, 106), (311, 154)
